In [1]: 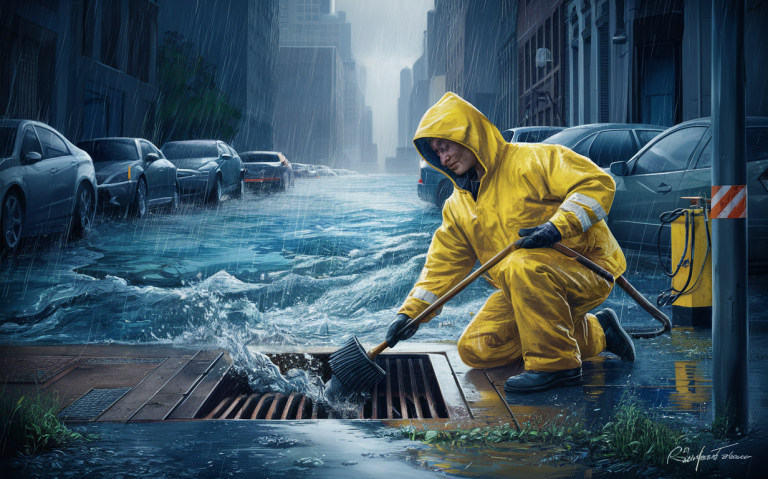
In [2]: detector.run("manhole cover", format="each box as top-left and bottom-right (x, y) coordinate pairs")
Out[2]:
(0, 356), (79, 384)
(59, 387), (132, 420)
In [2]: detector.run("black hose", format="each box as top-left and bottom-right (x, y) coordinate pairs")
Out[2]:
(655, 208), (710, 308)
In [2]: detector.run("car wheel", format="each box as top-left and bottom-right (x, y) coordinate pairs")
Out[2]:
(232, 175), (244, 199)
(208, 176), (222, 205)
(68, 183), (95, 241)
(130, 177), (148, 218)
(435, 180), (453, 209)
(1, 190), (24, 254)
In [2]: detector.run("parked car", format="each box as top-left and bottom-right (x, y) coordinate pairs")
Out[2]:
(501, 126), (565, 143)
(0, 119), (97, 253)
(240, 151), (293, 191)
(161, 140), (244, 204)
(606, 117), (768, 263)
(290, 163), (310, 178)
(77, 138), (178, 217)
(541, 123), (666, 168)
(315, 165), (337, 177)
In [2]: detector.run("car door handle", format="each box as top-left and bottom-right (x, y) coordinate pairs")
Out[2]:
(50, 168), (57, 174)
(158, 168), (165, 173)
(70, 160), (78, 166)
(656, 183), (672, 195)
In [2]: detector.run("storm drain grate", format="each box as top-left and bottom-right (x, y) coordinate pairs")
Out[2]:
(59, 388), (132, 420)
(203, 354), (449, 420)
(81, 358), (166, 364)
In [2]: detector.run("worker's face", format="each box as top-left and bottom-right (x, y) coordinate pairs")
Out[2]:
(429, 138), (479, 176)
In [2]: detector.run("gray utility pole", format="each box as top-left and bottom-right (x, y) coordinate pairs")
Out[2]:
(711, 0), (749, 434)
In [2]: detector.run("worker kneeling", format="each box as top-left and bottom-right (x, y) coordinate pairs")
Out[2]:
(388, 93), (636, 394)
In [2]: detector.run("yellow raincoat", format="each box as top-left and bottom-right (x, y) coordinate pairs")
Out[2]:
(398, 93), (627, 372)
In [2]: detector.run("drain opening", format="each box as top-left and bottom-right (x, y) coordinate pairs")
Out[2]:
(201, 354), (449, 420)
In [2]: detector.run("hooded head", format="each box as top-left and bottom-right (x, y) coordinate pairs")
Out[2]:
(413, 92), (507, 191)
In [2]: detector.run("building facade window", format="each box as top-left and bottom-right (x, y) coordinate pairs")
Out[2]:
(82, 81), (124, 140)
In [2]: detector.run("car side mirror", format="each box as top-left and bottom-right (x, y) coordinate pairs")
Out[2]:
(145, 152), (159, 162)
(24, 151), (42, 164)
(610, 161), (629, 176)
(221, 153), (231, 160)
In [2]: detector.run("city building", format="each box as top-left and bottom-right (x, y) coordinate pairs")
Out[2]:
(1, 0), (159, 142)
(397, 68), (413, 149)
(274, 46), (345, 168)
(565, 0), (768, 127)
(496, 0), (519, 131)
(277, 0), (366, 170)
(444, 0), (499, 123)
(517, 0), (567, 128)
(158, 0), (279, 151)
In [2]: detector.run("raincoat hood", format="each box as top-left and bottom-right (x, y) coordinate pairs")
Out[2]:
(413, 92), (506, 190)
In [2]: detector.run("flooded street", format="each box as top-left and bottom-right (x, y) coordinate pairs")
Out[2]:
(1, 173), (765, 354)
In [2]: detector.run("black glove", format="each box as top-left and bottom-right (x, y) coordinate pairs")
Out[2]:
(515, 222), (562, 249)
(386, 313), (419, 348)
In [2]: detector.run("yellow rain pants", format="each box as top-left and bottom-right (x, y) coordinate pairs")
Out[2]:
(398, 92), (627, 372)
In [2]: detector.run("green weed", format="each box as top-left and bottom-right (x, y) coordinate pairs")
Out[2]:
(1, 388), (89, 456)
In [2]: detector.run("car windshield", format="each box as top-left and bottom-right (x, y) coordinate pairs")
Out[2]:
(78, 139), (138, 162)
(162, 142), (218, 159)
(0, 127), (17, 158)
(541, 128), (592, 147)
(242, 153), (279, 162)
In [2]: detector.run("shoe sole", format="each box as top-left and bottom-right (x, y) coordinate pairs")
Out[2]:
(504, 376), (582, 394)
(602, 308), (636, 362)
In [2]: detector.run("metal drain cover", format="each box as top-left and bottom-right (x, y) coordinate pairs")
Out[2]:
(0, 356), (79, 383)
(59, 388), (132, 420)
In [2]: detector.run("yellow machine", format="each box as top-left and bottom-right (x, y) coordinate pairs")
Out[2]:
(668, 200), (712, 327)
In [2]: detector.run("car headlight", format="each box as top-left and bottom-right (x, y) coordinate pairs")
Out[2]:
(104, 168), (131, 184)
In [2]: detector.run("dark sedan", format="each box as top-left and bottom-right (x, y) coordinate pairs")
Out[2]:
(240, 151), (293, 191)
(1, 119), (97, 253)
(607, 117), (768, 263)
(501, 126), (565, 143)
(161, 140), (244, 204)
(77, 138), (178, 217)
(541, 123), (666, 168)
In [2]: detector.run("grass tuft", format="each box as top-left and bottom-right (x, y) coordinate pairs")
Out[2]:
(1, 388), (89, 456)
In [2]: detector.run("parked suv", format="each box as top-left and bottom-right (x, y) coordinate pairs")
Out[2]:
(77, 138), (178, 217)
(1, 120), (97, 253)
(607, 117), (768, 263)
(161, 140), (244, 204)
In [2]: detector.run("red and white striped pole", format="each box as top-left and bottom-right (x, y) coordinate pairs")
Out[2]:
(711, 0), (748, 435)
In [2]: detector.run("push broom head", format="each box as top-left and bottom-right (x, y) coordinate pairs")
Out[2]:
(328, 335), (386, 394)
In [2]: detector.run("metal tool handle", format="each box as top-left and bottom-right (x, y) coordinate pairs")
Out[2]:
(367, 241), (518, 359)
(550, 242), (671, 337)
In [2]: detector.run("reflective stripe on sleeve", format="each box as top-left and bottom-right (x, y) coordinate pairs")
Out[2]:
(411, 288), (442, 316)
(559, 201), (591, 233)
(567, 193), (607, 222)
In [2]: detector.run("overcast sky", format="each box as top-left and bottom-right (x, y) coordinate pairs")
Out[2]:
(335, 0), (434, 162)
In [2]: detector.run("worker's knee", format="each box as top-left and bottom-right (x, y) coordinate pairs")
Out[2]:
(457, 331), (521, 369)
(457, 334), (492, 369)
